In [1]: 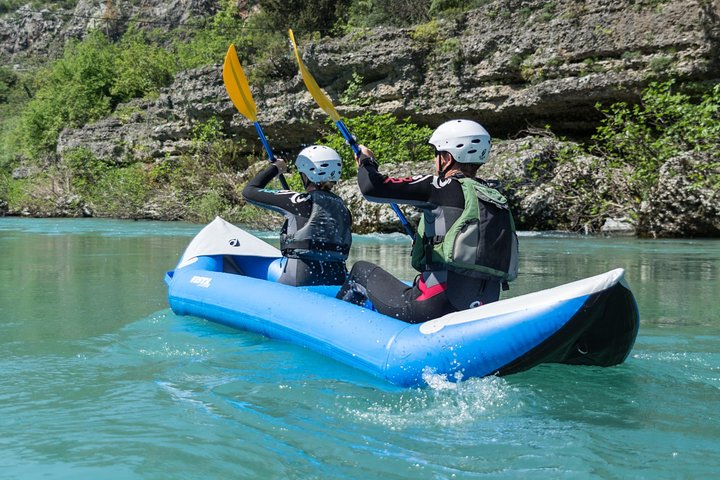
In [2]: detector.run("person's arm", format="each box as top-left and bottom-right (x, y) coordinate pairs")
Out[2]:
(356, 150), (435, 208)
(242, 162), (309, 216)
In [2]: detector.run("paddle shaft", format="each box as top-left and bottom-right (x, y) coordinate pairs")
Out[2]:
(253, 122), (289, 190)
(335, 120), (414, 237)
(223, 44), (289, 190)
(288, 30), (413, 237)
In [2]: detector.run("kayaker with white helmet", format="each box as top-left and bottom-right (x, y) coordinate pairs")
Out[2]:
(337, 119), (519, 323)
(243, 145), (352, 286)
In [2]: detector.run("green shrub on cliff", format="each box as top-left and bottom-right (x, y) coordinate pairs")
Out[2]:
(173, 0), (295, 82)
(592, 80), (720, 193)
(0, 66), (17, 104)
(63, 147), (148, 218)
(173, 0), (249, 69)
(18, 32), (115, 157)
(345, 0), (493, 27)
(111, 28), (176, 102)
(60, 117), (255, 221)
(156, 117), (254, 222)
(260, 0), (352, 33)
(318, 112), (434, 179)
(16, 30), (179, 159)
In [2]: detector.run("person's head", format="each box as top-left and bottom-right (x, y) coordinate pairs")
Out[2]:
(295, 145), (342, 191)
(428, 119), (491, 177)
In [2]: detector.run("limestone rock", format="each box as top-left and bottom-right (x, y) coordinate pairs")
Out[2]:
(637, 152), (720, 237)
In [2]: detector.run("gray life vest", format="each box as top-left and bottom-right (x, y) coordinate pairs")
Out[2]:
(411, 177), (519, 282)
(281, 190), (352, 262)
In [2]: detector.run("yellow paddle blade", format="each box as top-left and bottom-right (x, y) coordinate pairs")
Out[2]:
(223, 44), (257, 122)
(288, 29), (341, 122)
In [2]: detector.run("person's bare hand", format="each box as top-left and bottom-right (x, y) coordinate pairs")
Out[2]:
(355, 145), (375, 166)
(274, 159), (288, 174)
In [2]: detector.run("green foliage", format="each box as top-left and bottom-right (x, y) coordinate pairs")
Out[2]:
(0, 66), (18, 104)
(172, 4), (293, 82)
(259, 0), (352, 33)
(242, 28), (296, 84)
(318, 112), (434, 178)
(91, 163), (150, 217)
(649, 55), (673, 74)
(592, 80), (720, 193)
(0, 76), (25, 170)
(173, 0), (249, 69)
(411, 19), (440, 44)
(191, 116), (224, 145)
(349, 0), (497, 25)
(347, 0), (431, 28)
(61, 147), (148, 218)
(0, 170), (11, 204)
(429, 0), (493, 17)
(284, 170), (305, 192)
(13, 25), (181, 160)
(18, 32), (116, 157)
(1, 174), (51, 212)
(110, 27), (176, 102)
(64, 147), (111, 196)
(188, 190), (232, 221)
(536, 2), (556, 22)
(152, 116), (253, 222)
(621, 50), (641, 61)
(59, 120), (254, 221)
(340, 72), (370, 106)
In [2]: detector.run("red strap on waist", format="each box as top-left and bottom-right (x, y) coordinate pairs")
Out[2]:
(416, 277), (447, 301)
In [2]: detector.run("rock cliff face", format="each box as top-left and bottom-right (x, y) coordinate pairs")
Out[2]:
(47, 0), (720, 163)
(0, 0), (219, 60)
(637, 152), (720, 237)
(2, 0), (719, 235)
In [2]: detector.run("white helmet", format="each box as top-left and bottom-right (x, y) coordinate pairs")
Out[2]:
(428, 119), (492, 164)
(295, 145), (343, 183)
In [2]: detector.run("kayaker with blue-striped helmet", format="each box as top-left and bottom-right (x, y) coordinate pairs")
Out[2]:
(337, 119), (518, 323)
(243, 145), (352, 286)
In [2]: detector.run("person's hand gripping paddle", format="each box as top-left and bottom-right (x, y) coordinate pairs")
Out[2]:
(223, 44), (289, 189)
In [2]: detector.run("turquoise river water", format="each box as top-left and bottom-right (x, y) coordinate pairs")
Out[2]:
(1, 217), (719, 479)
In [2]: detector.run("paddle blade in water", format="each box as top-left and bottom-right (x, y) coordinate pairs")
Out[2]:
(223, 44), (257, 121)
(289, 29), (341, 122)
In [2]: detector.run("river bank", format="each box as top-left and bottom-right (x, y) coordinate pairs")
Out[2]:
(1, 2), (718, 238)
(3, 132), (718, 238)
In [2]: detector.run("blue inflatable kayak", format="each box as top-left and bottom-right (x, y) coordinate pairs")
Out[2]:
(165, 217), (640, 387)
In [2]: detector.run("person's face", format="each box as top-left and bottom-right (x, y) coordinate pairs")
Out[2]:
(434, 150), (451, 175)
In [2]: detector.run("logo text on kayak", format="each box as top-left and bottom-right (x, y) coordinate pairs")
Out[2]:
(190, 276), (212, 288)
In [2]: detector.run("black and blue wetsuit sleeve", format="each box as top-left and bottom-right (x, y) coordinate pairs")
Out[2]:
(356, 155), (436, 208)
(242, 164), (309, 217)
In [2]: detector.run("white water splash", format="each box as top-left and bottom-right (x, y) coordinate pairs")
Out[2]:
(345, 372), (522, 429)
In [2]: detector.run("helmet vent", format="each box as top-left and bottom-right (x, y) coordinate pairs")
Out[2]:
(456, 143), (464, 148)
(471, 138), (481, 143)
(468, 149), (477, 154)
(321, 163), (329, 167)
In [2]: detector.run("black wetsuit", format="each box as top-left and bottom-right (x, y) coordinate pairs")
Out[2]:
(242, 164), (351, 286)
(336, 155), (501, 323)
